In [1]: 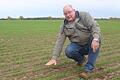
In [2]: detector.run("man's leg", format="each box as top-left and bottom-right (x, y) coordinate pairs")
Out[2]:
(84, 46), (100, 72)
(65, 42), (85, 64)
(79, 45), (100, 79)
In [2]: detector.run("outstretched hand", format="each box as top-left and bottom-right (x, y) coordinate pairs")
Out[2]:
(45, 59), (57, 66)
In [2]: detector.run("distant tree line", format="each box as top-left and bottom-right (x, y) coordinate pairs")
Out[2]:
(0, 16), (120, 20)
(0, 16), (64, 20)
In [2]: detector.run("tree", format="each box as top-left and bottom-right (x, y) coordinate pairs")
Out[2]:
(7, 16), (11, 20)
(19, 16), (24, 20)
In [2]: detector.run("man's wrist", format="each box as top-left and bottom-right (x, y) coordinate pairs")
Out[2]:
(52, 56), (57, 60)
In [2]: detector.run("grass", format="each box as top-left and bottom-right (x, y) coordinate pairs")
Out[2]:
(0, 19), (120, 80)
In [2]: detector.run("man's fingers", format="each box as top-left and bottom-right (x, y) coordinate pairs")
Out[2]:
(93, 46), (99, 53)
(91, 39), (99, 53)
(45, 61), (54, 65)
(91, 44), (96, 53)
(45, 59), (57, 66)
(93, 47), (96, 53)
(45, 62), (51, 65)
(54, 62), (57, 65)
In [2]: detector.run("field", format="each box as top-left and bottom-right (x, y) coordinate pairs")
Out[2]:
(0, 20), (120, 80)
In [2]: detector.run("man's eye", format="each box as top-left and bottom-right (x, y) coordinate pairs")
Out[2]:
(68, 11), (72, 14)
(64, 13), (67, 15)
(64, 11), (72, 16)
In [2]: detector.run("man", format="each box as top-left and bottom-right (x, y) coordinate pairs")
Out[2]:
(46, 4), (101, 78)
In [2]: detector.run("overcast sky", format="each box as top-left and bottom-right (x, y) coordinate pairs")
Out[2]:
(0, 0), (120, 18)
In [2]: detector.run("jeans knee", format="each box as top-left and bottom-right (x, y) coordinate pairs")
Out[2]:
(65, 48), (73, 58)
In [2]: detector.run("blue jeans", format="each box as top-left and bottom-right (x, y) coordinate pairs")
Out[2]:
(65, 41), (99, 72)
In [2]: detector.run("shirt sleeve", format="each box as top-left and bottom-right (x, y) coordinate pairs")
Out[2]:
(52, 25), (66, 60)
(83, 12), (101, 40)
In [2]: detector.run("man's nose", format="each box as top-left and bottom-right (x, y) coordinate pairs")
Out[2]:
(66, 13), (70, 17)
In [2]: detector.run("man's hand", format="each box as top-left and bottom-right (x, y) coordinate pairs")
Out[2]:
(91, 38), (99, 53)
(45, 59), (57, 66)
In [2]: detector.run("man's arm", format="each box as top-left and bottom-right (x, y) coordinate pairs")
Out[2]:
(83, 12), (101, 52)
(52, 30), (66, 60)
(45, 25), (66, 65)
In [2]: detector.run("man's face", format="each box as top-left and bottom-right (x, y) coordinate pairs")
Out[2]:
(63, 7), (75, 22)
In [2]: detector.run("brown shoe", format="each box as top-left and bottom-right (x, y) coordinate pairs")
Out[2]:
(79, 71), (90, 79)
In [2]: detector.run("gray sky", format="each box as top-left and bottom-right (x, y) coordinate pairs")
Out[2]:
(0, 0), (120, 18)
